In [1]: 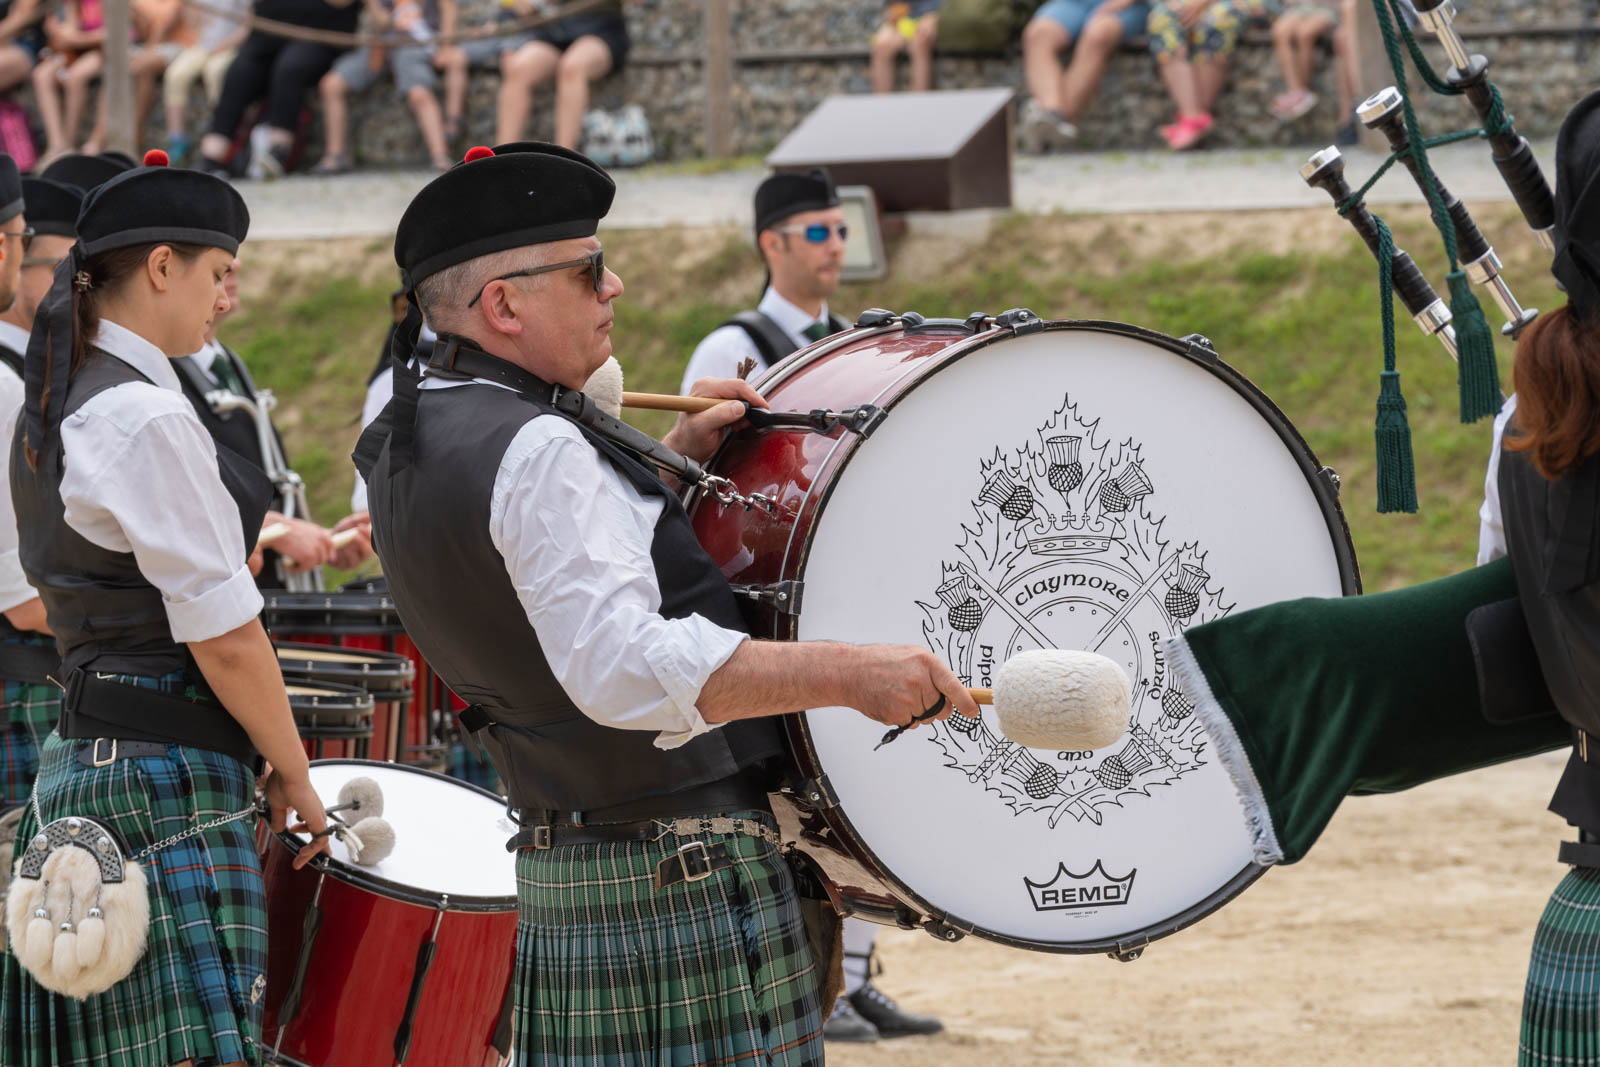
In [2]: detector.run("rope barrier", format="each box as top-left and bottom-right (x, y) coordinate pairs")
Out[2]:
(175, 0), (612, 52)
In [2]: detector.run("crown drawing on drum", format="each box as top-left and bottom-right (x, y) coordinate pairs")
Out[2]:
(1098, 460), (1154, 515)
(1022, 512), (1123, 558)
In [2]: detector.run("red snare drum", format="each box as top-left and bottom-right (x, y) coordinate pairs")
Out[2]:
(277, 642), (415, 764)
(261, 759), (518, 1066)
(690, 312), (1358, 955)
(285, 681), (374, 761)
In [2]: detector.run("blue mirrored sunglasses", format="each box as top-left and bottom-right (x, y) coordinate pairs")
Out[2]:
(778, 223), (849, 244)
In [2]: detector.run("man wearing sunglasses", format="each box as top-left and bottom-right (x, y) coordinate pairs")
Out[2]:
(679, 168), (851, 392)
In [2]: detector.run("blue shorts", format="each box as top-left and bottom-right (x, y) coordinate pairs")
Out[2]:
(1033, 0), (1150, 40)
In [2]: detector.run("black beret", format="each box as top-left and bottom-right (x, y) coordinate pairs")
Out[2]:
(76, 162), (249, 257)
(1553, 88), (1600, 321)
(754, 168), (839, 236)
(395, 141), (615, 290)
(0, 154), (20, 225)
(40, 152), (132, 192)
(97, 150), (138, 170)
(20, 177), (83, 237)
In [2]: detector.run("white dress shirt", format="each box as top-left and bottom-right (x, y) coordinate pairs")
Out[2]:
(351, 324), (433, 512)
(184, 338), (231, 386)
(57, 320), (263, 643)
(678, 286), (833, 393)
(1476, 393), (1519, 566)
(418, 372), (747, 749)
(0, 320), (35, 613)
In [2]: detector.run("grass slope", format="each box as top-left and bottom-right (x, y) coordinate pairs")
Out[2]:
(226, 204), (1558, 592)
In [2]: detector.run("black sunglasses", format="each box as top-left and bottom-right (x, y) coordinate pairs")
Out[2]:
(466, 247), (605, 308)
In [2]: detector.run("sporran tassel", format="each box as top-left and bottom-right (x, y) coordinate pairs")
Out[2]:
(1447, 269), (1502, 422)
(1375, 370), (1418, 514)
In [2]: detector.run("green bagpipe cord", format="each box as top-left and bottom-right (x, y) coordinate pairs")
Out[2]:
(1165, 557), (1568, 867)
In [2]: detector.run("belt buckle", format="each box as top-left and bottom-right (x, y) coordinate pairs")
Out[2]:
(532, 825), (551, 850)
(90, 738), (118, 767)
(677, 840), (714, 884)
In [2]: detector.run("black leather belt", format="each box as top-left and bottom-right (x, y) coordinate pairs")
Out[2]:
(508, 814), (778, 892)
(74, 738), (171, 767)
(58, 669), (257, 766)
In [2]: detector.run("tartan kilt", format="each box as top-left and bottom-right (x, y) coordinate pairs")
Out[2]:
(1521, 866), (1600, 1066)
(0, 636), (64, 808)
(513, 810), (825, 1067)
(1, 720), (267, 1067)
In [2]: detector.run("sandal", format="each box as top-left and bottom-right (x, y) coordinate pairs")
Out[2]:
(313, 151), (352, 175)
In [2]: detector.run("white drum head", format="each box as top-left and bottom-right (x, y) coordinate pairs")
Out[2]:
(794, 325), (1352, 949)
(288, 760), (518, 905)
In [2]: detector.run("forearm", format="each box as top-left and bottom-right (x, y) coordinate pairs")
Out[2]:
(697, 639), (854, 724)
(3, 597), (50, 635)
(189, 619), (311, 782)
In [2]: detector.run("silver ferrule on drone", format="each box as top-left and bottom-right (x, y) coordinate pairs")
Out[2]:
(1414, 0), (1473, 72)
(1461, 248), (1536, 336)
(1413, 300), (1459, 360)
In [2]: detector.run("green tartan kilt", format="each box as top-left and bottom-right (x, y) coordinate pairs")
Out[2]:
(513, 810), (825, 1067)
(0, 668), (64, 809)
(1522, 866), (1600, 1066)
(1, 730), (267, 1067)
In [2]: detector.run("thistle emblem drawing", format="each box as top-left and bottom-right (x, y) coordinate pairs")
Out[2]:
(919, 398), (1234, 827)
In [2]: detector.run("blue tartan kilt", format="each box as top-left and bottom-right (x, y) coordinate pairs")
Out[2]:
(1521, 866), (1600, 1065)
(0, 635), (64, 809)
(1, 673), (267, 1067)
(513, 810), (825, 1067)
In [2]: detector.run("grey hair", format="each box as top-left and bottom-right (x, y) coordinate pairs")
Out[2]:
(415, 245), (553, 334)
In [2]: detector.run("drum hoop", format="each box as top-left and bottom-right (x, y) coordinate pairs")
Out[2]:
(277, 758), (518, 912)
(769, 317), (1361, 953)
(284, 680), (375, 711)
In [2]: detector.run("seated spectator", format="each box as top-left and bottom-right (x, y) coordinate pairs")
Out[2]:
(0, 0), (43, 97)
(1019, 0), (1151, 153)
(870, 2), (941, 94)
(194, 0), (374, 178)
(163, 0), (249, 162)
(494, 0), (629, 149)
(1147, 0), (1273, 150)
(1269, 0), (1355, 123)
(78, 0), (187, 154)
(31, 0), (104, 166)
(317, 0), (465, 172)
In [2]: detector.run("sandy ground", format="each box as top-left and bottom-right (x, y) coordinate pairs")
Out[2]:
(829, 751), (1571, 1066)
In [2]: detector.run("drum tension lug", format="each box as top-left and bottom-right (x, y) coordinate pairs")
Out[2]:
(792, 775), (838, 811)
(1318, 465), (1342, 495)
(920, 914), (968, 944)
(995, 307), (1044, 335)
(729, 580), (804, 616)
(855, 307), (897, 328)
(1180, 333), (1220, 364)
(1109, 937), (1148, 963)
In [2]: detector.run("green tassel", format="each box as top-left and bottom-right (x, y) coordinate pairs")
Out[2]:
(1447, 269), (1503, 423)
(1375, 370), (1418, 514)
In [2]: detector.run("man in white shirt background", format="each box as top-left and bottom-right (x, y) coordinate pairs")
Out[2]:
(679, 168), (850, 391)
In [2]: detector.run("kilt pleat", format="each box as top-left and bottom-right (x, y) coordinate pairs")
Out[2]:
(0, 636), (65, 808)
(513, 810), (824, 1067)
(1, 704), (267, 1067)
(1521, 867), (1600, 1066)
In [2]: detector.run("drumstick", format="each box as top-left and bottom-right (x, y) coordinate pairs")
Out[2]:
(268, 526), (365, 567)
(621, 392), (736, 414)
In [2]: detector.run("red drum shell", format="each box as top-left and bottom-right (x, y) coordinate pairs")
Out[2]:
(690, 318), (1358, 953)
(259, 760), (517, 1066)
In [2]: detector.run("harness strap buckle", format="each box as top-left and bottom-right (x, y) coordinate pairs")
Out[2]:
(532, 825), (551, 850)
(677, 840), (714, 883)
(90, 738), (117, 767)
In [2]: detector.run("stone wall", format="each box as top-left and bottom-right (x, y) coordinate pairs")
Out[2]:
(54, 0), (1600, 166)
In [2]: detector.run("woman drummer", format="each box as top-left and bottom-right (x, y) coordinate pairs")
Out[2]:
(0, 153), (330, 1067)
(1476, 88), (1600, 1064)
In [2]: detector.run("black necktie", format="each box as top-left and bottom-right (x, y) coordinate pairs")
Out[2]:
(210, 350), (247, 396)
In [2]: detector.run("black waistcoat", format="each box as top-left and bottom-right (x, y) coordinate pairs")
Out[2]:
(1498, 429), (1600, 829)
(11, 351), (273, 677)
(172, 347), (289, 492)
(356, 358), (784, 813)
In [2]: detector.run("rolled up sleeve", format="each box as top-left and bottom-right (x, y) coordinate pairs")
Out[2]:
(489, 419), (748, 748)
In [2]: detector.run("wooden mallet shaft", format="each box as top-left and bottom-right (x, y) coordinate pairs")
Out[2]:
(621, 391), (729, 414)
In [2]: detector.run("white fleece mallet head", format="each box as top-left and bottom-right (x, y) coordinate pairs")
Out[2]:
(583, 356), (624, 419)
(334, 776), (384, 820)
(993, 649), (1131, 750)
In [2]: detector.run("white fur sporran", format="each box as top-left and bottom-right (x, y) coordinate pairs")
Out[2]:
(5, 816), (149, 999)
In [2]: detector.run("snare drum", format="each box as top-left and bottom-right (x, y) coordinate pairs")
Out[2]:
(287, 682), (374, 760)
(277, 642), (415, 764)
(265, 588), (446, 767)
(260, 759), (518, 1066)
(691, 313), (1359, 955)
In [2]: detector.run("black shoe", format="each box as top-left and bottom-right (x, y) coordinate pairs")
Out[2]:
(1336, 116), (1360, 147)
(822, 996), (880, 1043)
(849, 981), (945, 1037)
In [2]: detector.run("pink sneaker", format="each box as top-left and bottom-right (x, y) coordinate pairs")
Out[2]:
(1167, 113), (1214, 151)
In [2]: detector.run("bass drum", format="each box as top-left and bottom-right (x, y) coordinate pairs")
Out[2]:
(690, 312), (1359, 955)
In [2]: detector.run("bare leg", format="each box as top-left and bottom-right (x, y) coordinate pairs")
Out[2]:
(1158, 57), (1203, 118)
(1021, 16), (1071, 111)
(869, 23), (900, 94)
(1271, 14), (1301, 91)
(318, 70), (351, 159)
(494, 39), (559, 144)
(1194, 55), (1227, 112)
(1333, 14), (1359, 115)
(909, 14), (938, 92)
(551, 35), (611, 149)
(31, 57), (67, 159)
(442, 53), (467, 133)
(62, 50), (102, 150)
(0, 44), (31, 94)
(132, 51), (166, 141)
(1059, 11), (1125, 120)
(406, 84), (449, 165)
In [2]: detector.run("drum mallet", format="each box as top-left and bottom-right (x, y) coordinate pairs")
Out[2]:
(1359, 86), (1538, 338)
(875, 649), (1131, 752)
(307, 777), (396, 866)
(322, 776), (384, 820)
(258, 523), (364, 567)
(620, 392), (882, 435)
(1407, 0), (1556, 253)
(1301, 146), (1460, 360)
